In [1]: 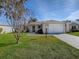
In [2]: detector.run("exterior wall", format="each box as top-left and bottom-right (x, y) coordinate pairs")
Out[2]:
(0, 26), (12, 33)
(35, 25), (38, 32)
(76, 26), (79, 29)
(28, 26), (32, 32)
(76, 26), (79, 30)
(42, 24), (46, 34)
(65, 23), (71, 32)
(75, 25), (79, 30)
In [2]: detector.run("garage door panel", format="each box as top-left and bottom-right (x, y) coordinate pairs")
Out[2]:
(48, 24), (64, 33)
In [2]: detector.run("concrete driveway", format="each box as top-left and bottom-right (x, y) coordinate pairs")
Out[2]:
(54, 34), (79, 49)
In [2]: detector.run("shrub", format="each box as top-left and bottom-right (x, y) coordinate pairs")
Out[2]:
(0, 27), (3, 33)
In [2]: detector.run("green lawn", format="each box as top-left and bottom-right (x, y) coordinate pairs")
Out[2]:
(68, 32), (79, 36)
(0, 33), (79, 59)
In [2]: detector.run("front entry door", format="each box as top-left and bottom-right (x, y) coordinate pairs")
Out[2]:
(32, 26), (35, 32)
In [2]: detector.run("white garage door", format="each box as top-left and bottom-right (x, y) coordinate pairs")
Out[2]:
(48, 24), (64, 33)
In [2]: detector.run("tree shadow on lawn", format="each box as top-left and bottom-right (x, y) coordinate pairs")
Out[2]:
(0, 42), (16, 47)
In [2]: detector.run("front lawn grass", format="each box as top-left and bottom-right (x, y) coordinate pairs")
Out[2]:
(0, 33), (79, 59)
(68, 32), (79, 36)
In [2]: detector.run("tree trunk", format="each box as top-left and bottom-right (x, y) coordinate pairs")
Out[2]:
(45, 28), (48, 38)
(16, 37), (19, 44)
(16, 32), (20, 44)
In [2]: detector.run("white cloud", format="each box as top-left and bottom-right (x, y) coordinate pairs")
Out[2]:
(64, 0), (78, 12)
(65, 10), (79, 20)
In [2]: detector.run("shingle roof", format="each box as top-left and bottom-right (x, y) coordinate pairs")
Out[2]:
(71, 21), (79, 25)
(28, 20), (65, 26)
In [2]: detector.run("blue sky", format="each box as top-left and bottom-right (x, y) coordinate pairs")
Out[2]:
(0, 0), (79, 24)
(26, 0), (79, 20)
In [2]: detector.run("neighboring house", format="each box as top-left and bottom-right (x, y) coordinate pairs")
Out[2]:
(0, 24), (12, 33)
(27, 20), (71, 34)
(71, 20), (79, 31)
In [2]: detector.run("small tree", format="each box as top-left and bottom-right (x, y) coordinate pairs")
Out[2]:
(0, 0), (28, 44)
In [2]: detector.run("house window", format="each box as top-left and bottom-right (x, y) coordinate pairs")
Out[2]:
(38, 25), (41, 28)
(32, 26), (35, 32)
(78, 26), (79, 29)
(72, 26), (76, 29)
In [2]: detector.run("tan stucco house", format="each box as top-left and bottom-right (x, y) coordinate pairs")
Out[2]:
(27, 20), (72, 34)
